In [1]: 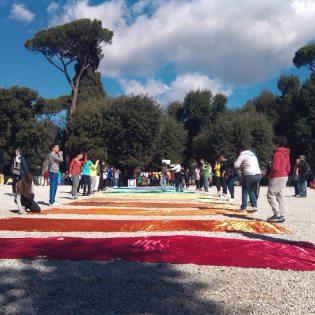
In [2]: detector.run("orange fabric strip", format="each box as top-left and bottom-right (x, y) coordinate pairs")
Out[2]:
(0, 218), (288, 234)
(41, 207), (247, 216)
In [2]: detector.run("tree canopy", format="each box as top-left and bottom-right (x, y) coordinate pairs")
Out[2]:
(293, 44), (315, 72)
(25, 19), (113, 114)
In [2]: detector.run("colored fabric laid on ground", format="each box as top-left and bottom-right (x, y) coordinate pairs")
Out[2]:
(0, 218), (288, 234)
(69, 200), (238, 210)
(40, 207), (247, 216)
(0, 236), (313, 271)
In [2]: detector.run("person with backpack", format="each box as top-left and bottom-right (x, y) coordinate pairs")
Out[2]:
(297, 155), (311, 198)
(10, 148), (28, 194)
(15, 173), (41, 213)
(267, 136), (290, 223)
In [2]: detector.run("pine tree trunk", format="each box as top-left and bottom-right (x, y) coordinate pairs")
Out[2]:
(70, 86), (78, 115)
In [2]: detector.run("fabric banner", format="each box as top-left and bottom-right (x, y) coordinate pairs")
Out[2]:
(0, 235), (313, 271)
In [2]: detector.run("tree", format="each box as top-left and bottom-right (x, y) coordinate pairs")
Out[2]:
(167, 101), (183, 122)
(194, 111), (274, 168)
(182, 89), (227, 159)
(0, 86), (61, 173)
(25, 19), (113, 114)
(149, 114), (187, 169)
(293, 44), (315, 72)
(103, 95), (161, 174)
(65, 99), (108, 161)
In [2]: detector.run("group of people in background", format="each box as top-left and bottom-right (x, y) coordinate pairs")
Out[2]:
(7, 136), (313, 222)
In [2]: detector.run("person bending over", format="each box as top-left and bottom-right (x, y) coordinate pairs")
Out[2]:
(15, 173), (41, 213)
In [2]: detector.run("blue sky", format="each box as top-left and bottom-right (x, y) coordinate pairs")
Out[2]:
(0, 0), (314, 108)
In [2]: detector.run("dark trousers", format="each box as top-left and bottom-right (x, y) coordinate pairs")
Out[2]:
(25, 199), (41, 212)
(226, 176), (235, 198)
(174, 173), (183, 192)
(221, 176), (227, 194)
(195, 179), (201, 190)
(82, 175), (91, 195)
(12, 174), (21, 194)
(214, 176), (221, 192)
(294, 180), (299, 196)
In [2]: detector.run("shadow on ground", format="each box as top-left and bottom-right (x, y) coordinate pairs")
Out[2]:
(0, 258), (252, 314)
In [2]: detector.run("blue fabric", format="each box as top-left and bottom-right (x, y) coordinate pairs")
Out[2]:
(241, 175), (261, 209)
(160, 176), (167, 191)
(202, 176), (209, 192)
(81, 160), (93, 176)
(49, 171), (59, 205)
(297, 179), (307, 197)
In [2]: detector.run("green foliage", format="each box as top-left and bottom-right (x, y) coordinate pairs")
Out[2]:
(65, 99), (108, 160)
(194, 111), (273, 168)
(77, 69), (106, 105)
(167, 101), (183, 122)
(149, 114), (188, 169)
(25, 19), (113, 113)
(293, 44), (315, 72)
(181, 89), (227, 159)
(0, 86), (61, 173)
(103, 95), (161, 170)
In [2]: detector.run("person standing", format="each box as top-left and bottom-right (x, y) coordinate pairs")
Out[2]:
(90, 159), (99, 193)
(81, 156), (93, 196)
(194, 165), (201, 190)
(10, 148), (28, 194)
(172, 160), (183, 192)
(297, 155), (311, 198)
(114, 168), (121, 188)
(292, 158), (300, 197)
(220, 154), (235, 201)
(267, 136), (290, 223)
(213, 158), (222, 196)
(160, 162), (168, 192)
(234, 146), (261, 212)
(48, 144), (63, 206)
(69, 153), (85, 199)
(201, 160), (211, 193)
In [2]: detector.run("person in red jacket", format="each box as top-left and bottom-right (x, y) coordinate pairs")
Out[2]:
(267, 136), (290, 223)
(69, 153), (86, 199)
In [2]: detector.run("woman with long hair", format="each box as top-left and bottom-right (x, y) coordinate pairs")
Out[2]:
(15, 173), (41, 213)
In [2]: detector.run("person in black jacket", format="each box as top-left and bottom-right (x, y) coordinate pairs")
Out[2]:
(297, 155), (311, 197)
(10, 148), (28, 194)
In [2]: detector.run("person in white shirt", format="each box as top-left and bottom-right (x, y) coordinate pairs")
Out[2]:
(234, 146), (261, 211)
(172, 160), (183, 192)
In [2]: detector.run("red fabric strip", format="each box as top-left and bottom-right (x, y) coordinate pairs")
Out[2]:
(0, 236), (313, 271)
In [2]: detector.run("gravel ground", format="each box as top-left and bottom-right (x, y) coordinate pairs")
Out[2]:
(0, 184), (314, 314)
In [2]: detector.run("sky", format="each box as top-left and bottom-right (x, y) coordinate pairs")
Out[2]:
(0, 0), (314, 108)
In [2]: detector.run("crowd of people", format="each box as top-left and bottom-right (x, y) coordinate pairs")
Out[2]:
(7, 136), (314, 223)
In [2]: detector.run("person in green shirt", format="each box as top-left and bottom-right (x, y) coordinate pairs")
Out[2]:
(201, 160), (211, 193)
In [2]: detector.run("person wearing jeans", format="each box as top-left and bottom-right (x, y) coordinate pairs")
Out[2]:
(267, 136), (290, 223)
(48, 145), (63, 206)
(201, 160), (211, 193)
(297, 155), (310, 197)
(172, 160), (183, 192)
(234, 146), (261, 211)
(81, 157), (93, 196)
(69, 153), (85, 199)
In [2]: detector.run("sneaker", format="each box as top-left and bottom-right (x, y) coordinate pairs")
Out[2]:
(267, 214), (285, 223)
(220, 194), (227, 201)
(247, 206), (258, 213)
(230, 198), (235, 202)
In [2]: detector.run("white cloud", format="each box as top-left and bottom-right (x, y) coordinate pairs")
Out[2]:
(10, 3), (34, 22)
(119, 73), (233, 105)
(49, 0), (315, 85)
(47, 1), (59, 15)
